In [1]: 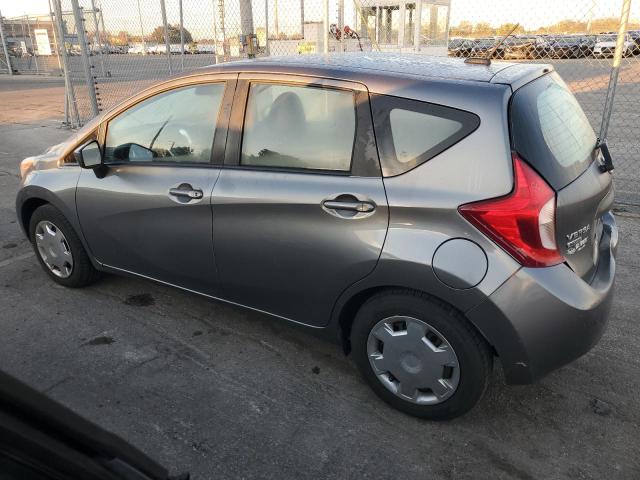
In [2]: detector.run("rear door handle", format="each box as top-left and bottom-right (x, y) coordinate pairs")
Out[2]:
(322, 200), (376, 213)
(169, 187), (203, 199)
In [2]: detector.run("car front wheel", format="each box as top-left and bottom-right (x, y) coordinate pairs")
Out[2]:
(29, 204), (101, 288)
(351, 289), (493, 420)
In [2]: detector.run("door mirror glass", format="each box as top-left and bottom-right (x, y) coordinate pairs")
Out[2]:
(78, 141), (103, 169)
(112, 142), (154, 161)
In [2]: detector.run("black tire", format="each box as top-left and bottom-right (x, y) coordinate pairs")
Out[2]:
(29, 204), (101, 288)
(351, 289), (492, 420)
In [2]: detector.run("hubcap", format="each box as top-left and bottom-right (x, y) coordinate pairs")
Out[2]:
(367, 316), (460, 405)
(34, 220), (73, 278)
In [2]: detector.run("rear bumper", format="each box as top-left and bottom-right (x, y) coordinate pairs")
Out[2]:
(467, 211), (618, 384)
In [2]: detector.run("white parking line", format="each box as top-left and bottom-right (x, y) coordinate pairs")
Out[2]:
(0, 251), (35, 268)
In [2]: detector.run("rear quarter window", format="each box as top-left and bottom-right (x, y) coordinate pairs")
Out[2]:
(371, 94), (480, 177)
(510, 72), (596, 189)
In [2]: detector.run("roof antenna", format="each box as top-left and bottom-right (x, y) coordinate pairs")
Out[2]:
(465, 23), (520, 65)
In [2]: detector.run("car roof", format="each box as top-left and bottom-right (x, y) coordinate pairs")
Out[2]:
(195, 53), (551, 88)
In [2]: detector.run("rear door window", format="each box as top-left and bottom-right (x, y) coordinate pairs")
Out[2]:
(510, 72), (596, 189)
(371, 94), (480, 177)
(240, 83), (356, 172)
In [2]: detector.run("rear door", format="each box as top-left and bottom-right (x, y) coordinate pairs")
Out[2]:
(212, 74), (388, 327)
(510, 72), (614, 280)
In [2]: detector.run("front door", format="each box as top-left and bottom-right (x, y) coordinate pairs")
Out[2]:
(212, 75), (388, 326)
(76, 78), (235, 295)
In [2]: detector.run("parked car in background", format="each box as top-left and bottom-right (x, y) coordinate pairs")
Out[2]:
(448, 38), (477, 57)
(470, 37), (500, 57)
(448, 37), (466, 51)
(593, 33), (634, 57)
(548, 35), (596, 59)
(127, 44), (145, 54)
(16, 54), (618, 420)
(628, 30), (640, 54)
(501, 36), (542, 59)
(196, 43), (216, 54)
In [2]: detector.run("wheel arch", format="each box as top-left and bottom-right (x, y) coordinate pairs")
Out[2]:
(16, 185), (100, 270)
(18, 197), (50, 239)
(333, 284), (497, 358)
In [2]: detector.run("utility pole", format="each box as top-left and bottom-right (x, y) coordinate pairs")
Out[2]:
(239, 0), (254, 37)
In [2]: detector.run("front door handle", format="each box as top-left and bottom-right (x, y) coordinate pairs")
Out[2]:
(322, 200), (375, 213)
(169, 186), (203, 199)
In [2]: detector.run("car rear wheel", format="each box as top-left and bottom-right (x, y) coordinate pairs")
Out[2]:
(351, 290), (492, 420)
(29, 204), (101, 288)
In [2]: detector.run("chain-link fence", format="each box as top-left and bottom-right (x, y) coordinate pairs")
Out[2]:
(1, 0), (639, 203)
(0, 12), (64, 75)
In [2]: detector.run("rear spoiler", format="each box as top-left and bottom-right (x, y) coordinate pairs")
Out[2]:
(490, 63), (554, 90)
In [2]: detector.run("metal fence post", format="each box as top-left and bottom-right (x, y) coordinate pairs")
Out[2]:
(265, 0), (270, 55)
(179, 0), (184, 69)
(0, 8), (13, 75)
(413, 0), (422, 52)
(323, 0), (329, 53)
(599, 0), (632, 142)
(159, 0), (172, 74)
(70, 0), (99, 118)
(25, 15), (40, 73)
(299, 0), (304, 40)
(48, 0), (63, 72)
(214, 0), (225, 63)
(52, 0), (80, 127)
(90, 0), (108, 77)
(136, 0), (147, 55)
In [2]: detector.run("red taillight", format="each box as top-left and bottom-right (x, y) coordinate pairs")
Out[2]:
(458, 153), (563, 268)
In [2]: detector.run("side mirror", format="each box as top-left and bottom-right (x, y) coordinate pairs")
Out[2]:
(78, 140), (103, 169)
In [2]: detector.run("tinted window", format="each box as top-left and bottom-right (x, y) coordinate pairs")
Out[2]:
(510, 72), (596, 189)
(372, 94), (480, 177)
(105, 83), (225, 164)
(241, 83), (356, 171)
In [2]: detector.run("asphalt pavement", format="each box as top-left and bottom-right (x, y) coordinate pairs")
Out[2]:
(0, 74), (639, 479)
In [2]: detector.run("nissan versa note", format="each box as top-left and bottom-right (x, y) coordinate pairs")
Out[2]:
(16, 54), (618, 420)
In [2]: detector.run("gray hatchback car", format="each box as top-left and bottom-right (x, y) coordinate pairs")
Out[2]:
(16, 54), (618, 420)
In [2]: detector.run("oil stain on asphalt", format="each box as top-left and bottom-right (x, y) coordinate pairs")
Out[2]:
(84, 335), (115, 346)
(124, 293), (155, 307)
